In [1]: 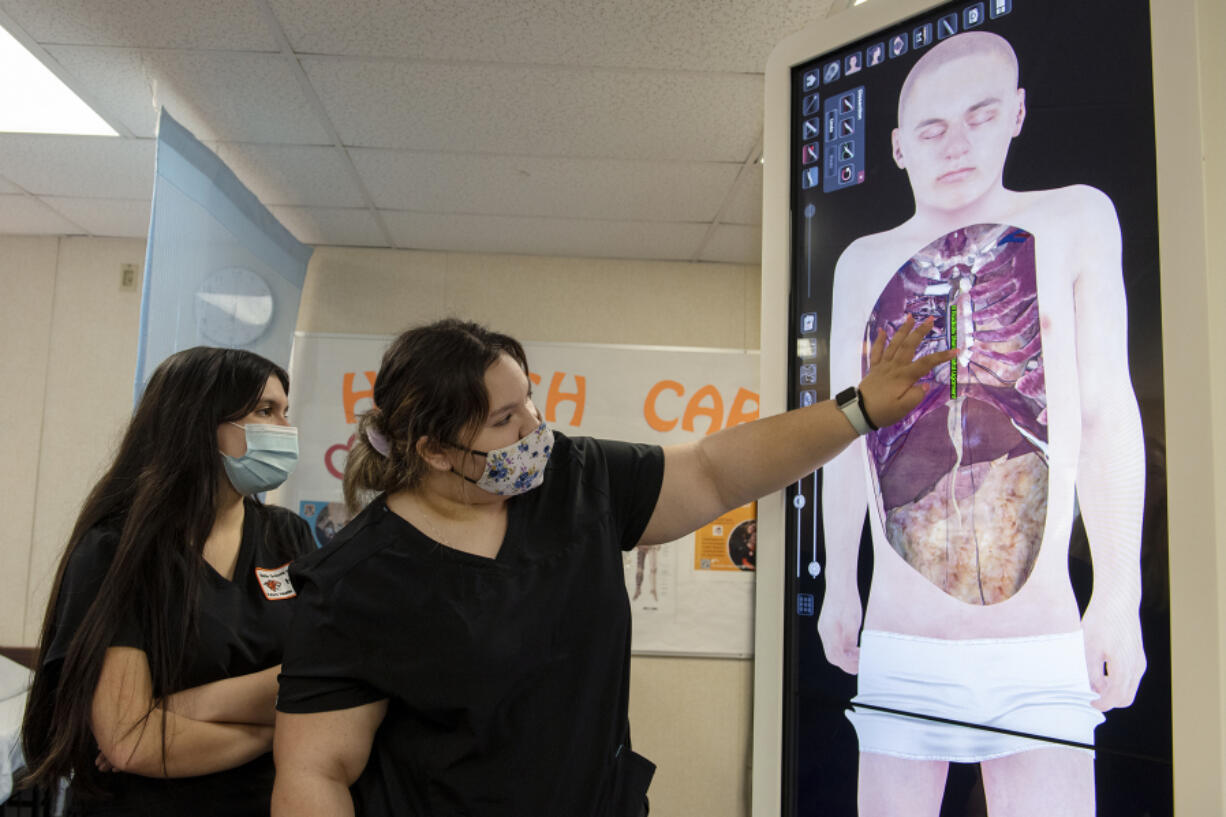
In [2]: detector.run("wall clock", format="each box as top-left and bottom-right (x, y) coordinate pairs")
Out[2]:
(195, 266), (274, 347)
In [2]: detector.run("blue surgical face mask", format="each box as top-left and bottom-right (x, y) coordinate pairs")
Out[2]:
(221, 423), (299, 495)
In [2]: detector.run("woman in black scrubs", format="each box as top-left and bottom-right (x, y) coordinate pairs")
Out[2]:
(272, 317), (950, 817)
(20, 347), (315, 816)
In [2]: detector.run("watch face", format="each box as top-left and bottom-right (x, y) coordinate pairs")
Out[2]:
(195, 267), (274, 347)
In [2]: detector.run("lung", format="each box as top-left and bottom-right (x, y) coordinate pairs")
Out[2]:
(862, 224), (1048, 605)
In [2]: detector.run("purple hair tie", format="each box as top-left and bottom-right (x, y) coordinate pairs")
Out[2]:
(366, 426), (392, 458)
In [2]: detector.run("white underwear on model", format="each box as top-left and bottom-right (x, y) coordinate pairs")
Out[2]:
(847, 629), (1105, 763)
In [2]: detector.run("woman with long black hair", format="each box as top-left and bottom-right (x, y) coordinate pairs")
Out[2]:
(20, 346), (314, 816)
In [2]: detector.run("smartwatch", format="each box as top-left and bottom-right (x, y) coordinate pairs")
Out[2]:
(835, 386), (878, 436)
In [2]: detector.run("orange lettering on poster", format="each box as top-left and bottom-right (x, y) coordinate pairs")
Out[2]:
(342, 371), (378, 424)
(545, 372), (585, 426)
(644, 380), (685, 432)
(725, 387), (760, 428)
(682, 385), (724, 435)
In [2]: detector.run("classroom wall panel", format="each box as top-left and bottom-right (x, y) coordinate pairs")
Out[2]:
(1193, 0), (1226, 805)
(299, 246), (760, 351)
(23, 238), (144, 644)
(0, 237), (58, 645)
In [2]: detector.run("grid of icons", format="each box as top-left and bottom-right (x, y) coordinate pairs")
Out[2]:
(796, 0), (1013, 194)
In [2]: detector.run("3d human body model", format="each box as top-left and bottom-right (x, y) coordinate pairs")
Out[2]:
(863, 224), (1046, 605)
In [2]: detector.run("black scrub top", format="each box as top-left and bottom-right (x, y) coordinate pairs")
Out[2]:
(278, 433), (665, 817)
(44, 499), (315, 817)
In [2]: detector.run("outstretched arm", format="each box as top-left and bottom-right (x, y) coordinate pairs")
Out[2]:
(638, 316), (953, 546)
(1071, 188), (1147, 712)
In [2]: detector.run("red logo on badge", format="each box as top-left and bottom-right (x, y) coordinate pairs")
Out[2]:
(255, 563), (296, 600)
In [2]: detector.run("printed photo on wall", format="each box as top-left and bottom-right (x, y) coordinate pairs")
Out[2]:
(299, 500), (352, 548)
(694, 502), (758, 572)
(623, 541), (679, 616)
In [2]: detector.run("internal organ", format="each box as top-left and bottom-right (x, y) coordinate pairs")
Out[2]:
(862, 224), (1047, 605)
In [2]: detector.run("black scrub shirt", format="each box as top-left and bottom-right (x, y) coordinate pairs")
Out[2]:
(44, 499), (315, 817)
(277, 433), (665, 817)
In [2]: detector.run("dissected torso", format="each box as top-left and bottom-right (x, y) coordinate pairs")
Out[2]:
(862, 224), (1048, 605)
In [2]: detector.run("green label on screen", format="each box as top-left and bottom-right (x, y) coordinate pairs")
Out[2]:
(949, 305), (958, 400)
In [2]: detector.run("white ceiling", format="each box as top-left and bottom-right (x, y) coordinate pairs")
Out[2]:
(0, 0), (847, 262)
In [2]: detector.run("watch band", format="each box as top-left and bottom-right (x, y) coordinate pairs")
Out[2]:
(855, 388), (879, 432)
(835, 386), (877, 436)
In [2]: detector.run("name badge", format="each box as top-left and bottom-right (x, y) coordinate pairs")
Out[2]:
(255, 562), (296, 600)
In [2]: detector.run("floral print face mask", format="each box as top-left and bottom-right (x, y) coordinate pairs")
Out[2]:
(454, 422), (554, 496)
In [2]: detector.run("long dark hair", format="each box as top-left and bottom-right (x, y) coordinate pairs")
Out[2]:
(344, 318), (529, 512)
(20, 347), (289, 794)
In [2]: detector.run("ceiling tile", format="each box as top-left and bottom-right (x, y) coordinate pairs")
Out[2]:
(0, 0), (823, 255)
(0, 135), (154, 199)
(40, 196), (149, 237)
(266, 206), (386, 247)
(350, 149), (739, 222)
(270, 0), (832, 73)
(214, 144), (366, 208)
(0, 0), (278, 50)
(0, 194), (85, 234)
(382, 210), (707, 261)
(42, 45), (193, 139)
(46, 47), (332, 143)
(698, 223), (761, 265)
(303, 58), (762, 162)
(720, 164), (763, 225)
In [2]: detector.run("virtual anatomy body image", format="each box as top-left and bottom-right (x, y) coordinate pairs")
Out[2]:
(818, 31), (1146, 817)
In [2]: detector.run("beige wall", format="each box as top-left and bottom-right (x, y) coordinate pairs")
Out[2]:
(1194, 0), (1226, 807)
(0, 236), (145, 647)
(298, 246), (762, 349)
(0, 238), (58, 646)
(1155, 0), (1226, 812)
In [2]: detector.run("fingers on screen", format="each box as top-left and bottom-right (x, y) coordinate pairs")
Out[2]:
(869, 327), (886, 365)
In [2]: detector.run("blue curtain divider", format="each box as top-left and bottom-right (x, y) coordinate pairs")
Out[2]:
(135, 109), (312, 401)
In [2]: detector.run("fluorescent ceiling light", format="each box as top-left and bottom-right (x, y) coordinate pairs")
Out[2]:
(0, 22), (117, 136)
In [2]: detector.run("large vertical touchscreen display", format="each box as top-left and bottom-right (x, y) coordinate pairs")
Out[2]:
(785, 1), (1169, 814)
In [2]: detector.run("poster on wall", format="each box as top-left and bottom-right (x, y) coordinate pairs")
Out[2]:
(784, 1), (1169, 815)
(276, 332), (761, 657)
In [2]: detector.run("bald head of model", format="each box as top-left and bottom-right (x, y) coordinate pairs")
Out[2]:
(897, 32), (1019, 123)
(892, 32), (1026, 214)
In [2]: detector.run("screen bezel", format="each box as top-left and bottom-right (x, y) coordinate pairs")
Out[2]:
(752, 0), (1217, 813)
